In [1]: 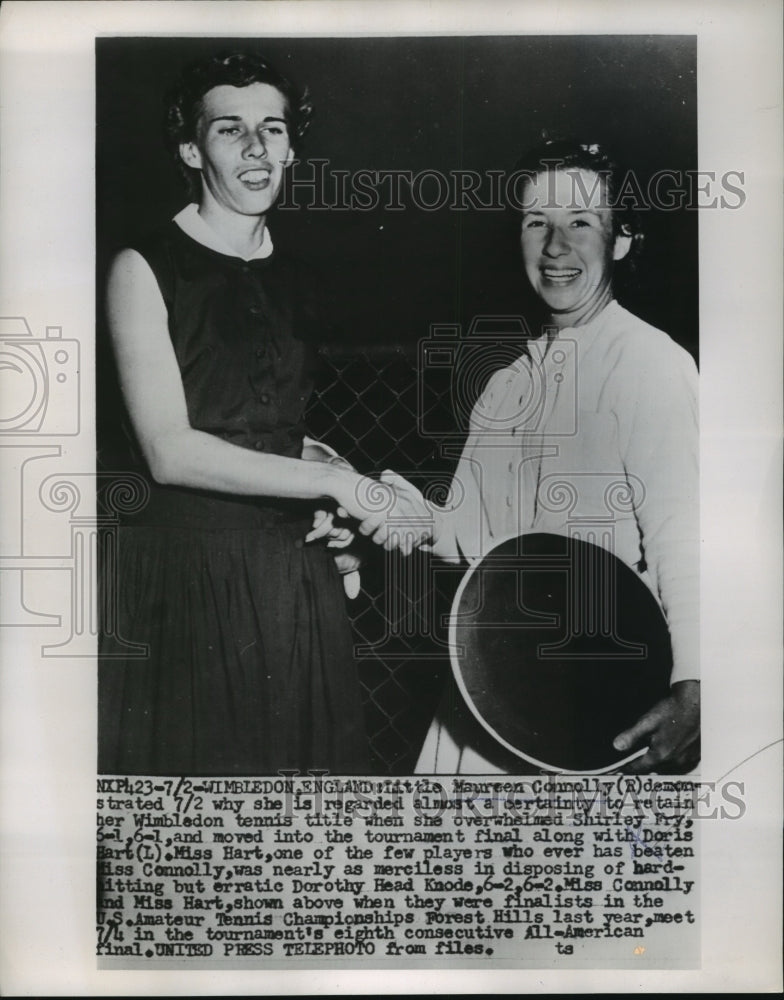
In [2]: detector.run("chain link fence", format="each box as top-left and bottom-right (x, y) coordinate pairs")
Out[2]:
(306, 344), (469, 775)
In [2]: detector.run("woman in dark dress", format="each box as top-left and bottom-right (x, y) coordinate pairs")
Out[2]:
(98, 53), (403, 776)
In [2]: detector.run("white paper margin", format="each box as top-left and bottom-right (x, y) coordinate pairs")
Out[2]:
(0, 0), (781, 994)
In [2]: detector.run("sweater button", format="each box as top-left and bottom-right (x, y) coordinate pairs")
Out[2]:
(254, 440), (266, 451)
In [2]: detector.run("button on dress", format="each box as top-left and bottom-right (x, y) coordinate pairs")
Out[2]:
(98, 222), (369, 776)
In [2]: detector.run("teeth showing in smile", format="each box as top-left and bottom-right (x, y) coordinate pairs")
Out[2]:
(239, 169), (270, 182)
(542, 268), (580, 280)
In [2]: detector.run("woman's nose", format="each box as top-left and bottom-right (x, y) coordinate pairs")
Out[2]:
(244, 132), (267, 158)
(543, 227), (569, 257)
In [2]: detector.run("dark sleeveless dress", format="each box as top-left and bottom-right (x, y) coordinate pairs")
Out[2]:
(98, 222), (369, 776)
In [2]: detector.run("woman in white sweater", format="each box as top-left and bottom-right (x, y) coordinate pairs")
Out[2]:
(363, 139), (699, 775)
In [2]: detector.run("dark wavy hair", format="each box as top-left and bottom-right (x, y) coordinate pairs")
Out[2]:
(510, 136), (644, 265)
(164, 52), (313, 199)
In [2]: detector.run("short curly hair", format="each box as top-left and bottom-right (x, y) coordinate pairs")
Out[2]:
(164, 51), (313, 199)
(510, 136), (644, 265)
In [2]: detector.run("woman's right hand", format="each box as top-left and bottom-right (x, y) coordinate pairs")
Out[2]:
(332, 470), (434, 556)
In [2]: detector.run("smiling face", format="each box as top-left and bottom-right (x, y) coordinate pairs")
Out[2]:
(520, 168), (631, 329)
(178, 82), (294, 220)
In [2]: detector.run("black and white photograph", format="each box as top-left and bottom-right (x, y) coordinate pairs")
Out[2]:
(0, 0), (781, 994)
(96, 34), (699, 780)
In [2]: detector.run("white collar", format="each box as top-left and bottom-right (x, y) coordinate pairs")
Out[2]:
(173, 203), (273, 261)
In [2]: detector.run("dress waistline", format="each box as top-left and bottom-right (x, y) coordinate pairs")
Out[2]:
(116, 481), (315, 531)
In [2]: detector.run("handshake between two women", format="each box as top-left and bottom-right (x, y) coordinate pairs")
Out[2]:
(306, 467), (445, 565)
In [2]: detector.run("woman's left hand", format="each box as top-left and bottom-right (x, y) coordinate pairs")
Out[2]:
(306, 508), (355, 548)
(306, 508), (362, 599)
(612, 680), (700, 774)
(301, 441), (359, 550)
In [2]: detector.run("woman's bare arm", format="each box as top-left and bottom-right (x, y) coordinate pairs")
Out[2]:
(107, 248), (362, 504)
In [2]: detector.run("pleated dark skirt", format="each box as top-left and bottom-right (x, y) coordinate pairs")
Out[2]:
(98, 520), (369, 776)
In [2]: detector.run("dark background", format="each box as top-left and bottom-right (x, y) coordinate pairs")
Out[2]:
(97, 35), (698, 773)
(97, 34), (698, 358)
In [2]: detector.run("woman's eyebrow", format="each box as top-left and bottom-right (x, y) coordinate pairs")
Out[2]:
(207, 114), (287, 125)
(521, 207), (602, 214)
(553, 207), (603, 218)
